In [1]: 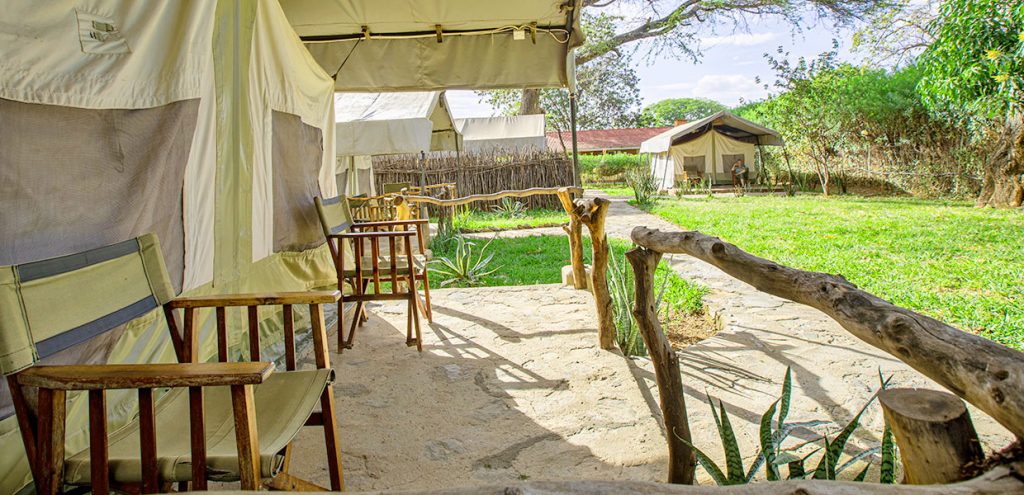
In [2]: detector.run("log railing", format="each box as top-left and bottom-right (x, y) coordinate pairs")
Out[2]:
(628, 226), (1024, 488)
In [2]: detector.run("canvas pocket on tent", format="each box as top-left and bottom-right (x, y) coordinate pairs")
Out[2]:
(76, 11), (131, 54)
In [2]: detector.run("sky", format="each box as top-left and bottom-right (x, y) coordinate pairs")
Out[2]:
(446, 8), (863, 119)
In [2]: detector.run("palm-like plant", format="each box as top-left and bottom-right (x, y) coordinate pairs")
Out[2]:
(429, 235), (499, 287)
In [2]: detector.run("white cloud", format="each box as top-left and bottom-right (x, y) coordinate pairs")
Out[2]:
(703, 32), (778, 47)
(644, 74), (766, 106)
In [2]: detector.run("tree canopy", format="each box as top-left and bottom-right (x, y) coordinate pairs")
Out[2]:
(918, 0), (1023, 123)
(638, 98), (726, 127)
(917, 0), (1023, 207)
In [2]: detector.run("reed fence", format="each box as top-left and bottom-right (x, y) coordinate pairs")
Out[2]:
(373, 150), (574, 211)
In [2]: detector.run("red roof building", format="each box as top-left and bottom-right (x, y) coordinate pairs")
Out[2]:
(546, 126), (672, 155)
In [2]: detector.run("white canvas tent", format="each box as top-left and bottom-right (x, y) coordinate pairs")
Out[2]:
(0, 1), (582, 491)
(0, 2), (340, 491)
(455, 114), (548, 153)
(334, 91), (462, 196)
(641, 111), (784, 188)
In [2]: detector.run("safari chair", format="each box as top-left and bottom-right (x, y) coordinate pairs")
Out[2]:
(315, 195), (432, 352)
(0, 234), (344, 493)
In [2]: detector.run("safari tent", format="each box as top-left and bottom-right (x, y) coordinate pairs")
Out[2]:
(334, 91), (462, 196)
(454, 114), (548, 153)
(0, 1), (582, 492)
(641, 111), (784, 188)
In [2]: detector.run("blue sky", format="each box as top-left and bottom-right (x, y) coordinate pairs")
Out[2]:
(446, 11), (861, 119)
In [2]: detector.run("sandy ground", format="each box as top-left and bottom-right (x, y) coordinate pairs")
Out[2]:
(289, 286), (667, 490)
(281, 192), (1014, 491)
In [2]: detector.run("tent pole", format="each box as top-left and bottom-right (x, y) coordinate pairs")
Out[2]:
(419, 150), (427, 192)
(570, 91), (580, 189)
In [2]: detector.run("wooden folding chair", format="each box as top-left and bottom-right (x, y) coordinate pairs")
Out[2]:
(315, 195), (432, 352)
(1, 234), (344, 493)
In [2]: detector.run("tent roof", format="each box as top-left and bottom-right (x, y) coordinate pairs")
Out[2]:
(454, 115), (547, 153)
(639, 111), (784, 153)
(335, 91), (462, 155)
(279, 0), (583, 91)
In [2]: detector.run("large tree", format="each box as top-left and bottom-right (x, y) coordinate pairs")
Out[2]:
(638, 97), (726, 127)
(512, 0), (886, 115)
(918, 0), (1024, 208)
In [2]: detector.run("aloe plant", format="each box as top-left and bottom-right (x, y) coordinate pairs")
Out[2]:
(681, 367), (898, 485)
(491, 197), (527, 218)
(429, 235), (499, 287)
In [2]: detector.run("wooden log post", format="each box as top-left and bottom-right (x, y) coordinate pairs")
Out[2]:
(626, 246), (697, 484)
(879, 388), (985, 485)
(576, 197), (616, 350)
(630, 226), (1024, 440)
(557, 187), (587, 289)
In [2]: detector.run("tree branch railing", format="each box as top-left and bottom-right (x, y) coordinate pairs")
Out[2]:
(628, 225), (1024, 488)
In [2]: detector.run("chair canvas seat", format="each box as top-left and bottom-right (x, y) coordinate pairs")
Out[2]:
(63, 369), (333, 485)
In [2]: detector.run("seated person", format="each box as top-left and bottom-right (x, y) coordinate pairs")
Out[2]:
(731, 159), (749, 187)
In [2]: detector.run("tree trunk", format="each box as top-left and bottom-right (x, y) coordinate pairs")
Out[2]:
(520, 89), (543, 115)
(976, 114), (1024, 208)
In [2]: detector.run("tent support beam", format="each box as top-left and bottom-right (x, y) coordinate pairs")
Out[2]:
(570, 92), (580, 189)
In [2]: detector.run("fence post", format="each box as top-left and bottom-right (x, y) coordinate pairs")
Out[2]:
(626, 246), (696, 484)
(557, 187), (587, 290)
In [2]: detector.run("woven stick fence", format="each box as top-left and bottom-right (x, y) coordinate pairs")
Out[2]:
(373, 150), (574, 212)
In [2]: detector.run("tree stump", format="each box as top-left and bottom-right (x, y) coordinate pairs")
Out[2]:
(879, 388), (985, 485)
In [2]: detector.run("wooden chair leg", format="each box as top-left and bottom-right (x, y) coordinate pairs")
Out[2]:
(319, 387), (345, 491)
(36, 388), (66, 495)
(231, 384), (261, 490)
(89, 390), (110, 495)
(337, 298), (345, 354)
(419, 270), (433, 322)
(407, 277), (423, 352)
(345, 301), (362, 350)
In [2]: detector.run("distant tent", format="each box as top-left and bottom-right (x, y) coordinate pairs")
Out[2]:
(640, 111), (783, 188)
(334, 91), (461, 195)
(454, 114), (547, 153)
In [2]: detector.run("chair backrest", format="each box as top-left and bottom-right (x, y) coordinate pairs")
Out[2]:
(314, 195), (354, 238)
(0, 234), (175, 375)
(382, 182), (411, 194)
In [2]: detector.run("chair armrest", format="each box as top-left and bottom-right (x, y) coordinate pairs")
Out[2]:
(353, 219), (429, 228)
(331, 231), (416, 239)
(167, 290), (341, 309)
(17, 362), (274, 390)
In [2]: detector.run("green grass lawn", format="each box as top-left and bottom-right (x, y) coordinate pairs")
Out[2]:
(427, 234), (706, 315)
(645, 195), (1024, 348)
(451, 208), (567, 232)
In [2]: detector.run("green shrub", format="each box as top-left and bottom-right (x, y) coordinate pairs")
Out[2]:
(625, 167), (659, 207)
(580, 153), (646, 178)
